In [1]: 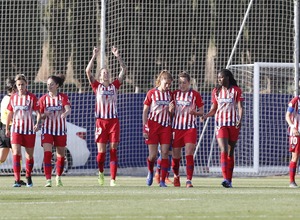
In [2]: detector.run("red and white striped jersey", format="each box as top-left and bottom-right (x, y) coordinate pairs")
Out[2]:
(39, 93), (70, 135)
(91, 79), (121, 119)
(172, 89), (204, 130)
(144, 88), (172, 127)
(212, 86), (244, 127)
(287, 96), (300, 135)
(7, 91), (39, 135)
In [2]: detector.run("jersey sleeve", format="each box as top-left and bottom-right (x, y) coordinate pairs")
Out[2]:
(91, 80), (100, 93)
(143, 89), (153, 106)
(61, 93), (71, 107)
(31, 94), (39, 111)
(235, 86), (244, 102)
(211, 89), (218, 105)
(112, 79), (121, 89)
(194, 91), (204, 108)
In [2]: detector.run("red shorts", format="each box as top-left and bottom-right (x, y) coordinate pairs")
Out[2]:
(289, 136), (300, 154)
(216, 126), (240, 142)
(172, 128), (197, 148)
(41, 133), (67, 147)
(95, 118), (120, 143)
(11, 132), (36, 148)
(145, 120), (172, 145)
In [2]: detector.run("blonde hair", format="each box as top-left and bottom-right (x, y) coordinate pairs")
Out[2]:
(155, 70), (173, 87)
(15, 74), (27, 83)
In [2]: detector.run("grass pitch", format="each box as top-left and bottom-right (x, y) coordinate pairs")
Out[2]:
(0, 175), (300, 219)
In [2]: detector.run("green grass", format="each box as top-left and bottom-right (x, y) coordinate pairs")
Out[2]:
(1, 175), (300, 219)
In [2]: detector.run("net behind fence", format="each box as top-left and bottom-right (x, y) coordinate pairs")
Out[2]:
(0, 0), (296, 177)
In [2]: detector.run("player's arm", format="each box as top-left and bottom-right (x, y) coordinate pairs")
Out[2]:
(34, 110), (41, 132)
(5, 110), (13, 137)
(286, 109), (300, 136)
(142, 104), (150, 139)
(201, 103), (217, 121)
(112, 46), (127, 84)
(86, 47), (98, 84)
(236, 101), (243, 128)
(61, 105), (71, 119)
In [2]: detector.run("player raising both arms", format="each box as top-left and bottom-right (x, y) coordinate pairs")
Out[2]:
(285, 95), (300, 188)
(202, 69), (243, 188)
(39, 75), (71, 187)
(143, 70), (173, 187)
(171, 71), (204, 188)
(86, 46), (127, 187)
(5, 74), (41, 187)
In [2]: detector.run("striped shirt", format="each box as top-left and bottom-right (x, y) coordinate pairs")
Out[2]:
(212, 86), (244, 127)
(144, 88), (172, 127)
(91, 79), (121, 119)
(7, 91), (39, 134)
(172, 89), (204, 130)
(39, 93), (70, 135)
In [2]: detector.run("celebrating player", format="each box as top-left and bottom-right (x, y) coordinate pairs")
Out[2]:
(39, 75), (71, 187)
(285, 95), (300, 188)
(86, 46), (127, 187)
(5, 74), (41, 187)
(202, 69), (243, 188)
(143, 70), (173, 187)
(171, 71), (204, 188)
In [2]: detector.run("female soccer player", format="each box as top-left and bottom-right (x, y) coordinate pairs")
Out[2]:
(202, 69), (244, 188)
(5, 74), (41, 187)
(171, 71), (204, 188)
(143, 70), (173, 187)
(39, 75), (71, 187)
(285, 96), (300, 188)
(86, 46), (127, 187)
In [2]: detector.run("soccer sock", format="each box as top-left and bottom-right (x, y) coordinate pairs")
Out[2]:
(186, 155), (194, 181)
(13, 155), (21, 181)
(172, 158), (180, 177)
(160, 158), (169, 182)
(56, 156), (65, 176)
(43, 151), (52, 179)
(227, 155), (234, 182)
(110, 149), (118, 180)
(147, 158), (155, 173)
(26, 158), (34, 178)
(289, 161), (297, 183)
(97, 152), (106, 173)
(220, 152), (228, 180)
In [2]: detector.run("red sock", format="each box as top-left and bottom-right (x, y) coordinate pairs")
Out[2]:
(289, 161), (297, 183)
(172, 158), (180, 176)
(56, 156), (65, 176)
(227, 156), (234, 182)
(26, 158), (34, 178)
(110, 149), (118, 180)
(220, 152), (228, 180)
(44, 151), (52, 179)
(186, 155), (194, 181)
(160, 158), (169, 182)
(97, 152), (106, 173)
(147, 158), (155, 173)
(13, 155), (21, 181)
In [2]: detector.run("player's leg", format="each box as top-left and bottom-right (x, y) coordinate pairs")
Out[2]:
(24, 147), (34, 187)
(147, 144), (158, 186)
(97, 143), (106, 186)
(289, 136), (300, 188)
(11, 143), (22, 187)
(55, 145), (66, 187)
(172, 147), (181, 187)
(185, 143), (195, 188)
(155, 145), (162, 184)
(43, 142), (53, 187)
(109, 142), (118, 186)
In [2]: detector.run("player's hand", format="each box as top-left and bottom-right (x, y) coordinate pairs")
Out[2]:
(200, 115), (207, 122)
(189, 109), (197, 116)
(292, 128), (300, 136)
(143, 124), (149, 139)
(236, 120), (241, 128)
(169, 100), (175, 113)
(112, 46), (119, 57)
(93, 47), (99, 57)
(33, 124), (39, 132)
